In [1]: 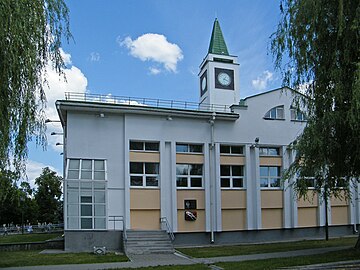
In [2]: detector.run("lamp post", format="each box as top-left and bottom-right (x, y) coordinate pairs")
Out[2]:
(19, 193), (24, 234)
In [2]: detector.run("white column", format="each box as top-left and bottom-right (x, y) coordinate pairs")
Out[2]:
(170, 141), (178, 232)
(123, 117), (131, 229)
(204, 143), (211, 232)
(214, 143), (222, 232)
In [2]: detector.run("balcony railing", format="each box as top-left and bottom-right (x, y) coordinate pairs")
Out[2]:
(64, 92), (233, 113)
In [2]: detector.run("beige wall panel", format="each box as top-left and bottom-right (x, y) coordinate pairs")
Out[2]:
(177, 190), (205, 209)
(298, 192), (319, 207)
(298, 207), (318, 227)
(130, 189), (160, 209)
(130, 210), (160, 230)
(222, 209), (246, 231)
(220, 156), (245, 165)
(130, 152), (160, 162)
(259, 157), (282, 166)
(261, 190), (283, 208)
(221, 190), (246, 209)
(177, 210), (205, 232)
(330, 192), (349, 206)
(331, 206), (349, 225)
(176, 154), (204, 164)
(262, 209), (283, 229)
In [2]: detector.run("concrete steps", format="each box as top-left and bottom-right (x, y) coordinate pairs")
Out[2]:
(125, 230), (175, 255)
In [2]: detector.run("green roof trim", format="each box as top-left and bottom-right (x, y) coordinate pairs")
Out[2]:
(208, 18), (229, 56)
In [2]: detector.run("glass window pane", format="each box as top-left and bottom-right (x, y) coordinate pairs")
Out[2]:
(69, 159), (80, 169)
(260, 167), (268, 177)
(190, 164), (202, 175)
(81, 205), (92, 216)
(220, 145), (230, 153)
(221, 178), (230, 187)
(80, 182), (92, 189)
(67, 191), (79, 203)
(190, 178), (202, 187)
(176, 177), (187, 187)
(270, 178), (280, 187)
(81, 196), (92, 203)
(176, 144), (188, 153)
(94, 191), (105, 203)
(231, 146), (243, 154)
(82, 160), (92, 170)
(94, 218), (106, 229)
(176, 164), (188, 175)
(81, 171), (92, 179)
(68, 170), (79, 179)
(189, 144), (202, 153)
(260, 178), (268, 187)
(269, 167), (279, 177)
(68, 204), (79, 216)
(145, 142), (159, 151)
(220, 165), (230, 176)
(233, 178), (243, 188)
(67, 181), (79, 189)
(130, 176), (143, 186)
(268, 148), (279, 156)
(232, 166), (243, 176)
(94, 182), (106, 190)
(94, 204), (105, 216)
(94, 171), (105, 180)
(259, 148), (267, 155)
(146, 176), (158, 187)
(277, 107), (284, 119)
(68, 217), (79, 229)
(130, 141), (143, 150)
(81, 218), (92, 229)
(145, 163), (159, 174)
(94, 160), (105, 170)
(130, 162), (143, 174)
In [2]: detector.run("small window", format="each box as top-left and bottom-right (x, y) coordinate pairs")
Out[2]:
(290, 107), (307, 121)
(260, 166), (281, 188)
(130, 162), (159, 187)
(220, 165), (245, 188)
(67, 159), (106, 180)
(176, 143), (203, 153)
(297, 177), (315, 189)
(264, 106), (285, 120)
(176, 164), (203, 188)
(220, 145), (243, 155)
(130, 141), (159, 151)
(259, 147), (280, 156)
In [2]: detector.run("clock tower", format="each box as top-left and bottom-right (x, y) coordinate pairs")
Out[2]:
(199, 19), (240, 107)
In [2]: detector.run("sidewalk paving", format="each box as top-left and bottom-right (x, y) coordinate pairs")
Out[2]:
(1, 246), (358, 270)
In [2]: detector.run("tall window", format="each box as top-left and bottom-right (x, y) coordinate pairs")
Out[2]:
(130, 162), (159, 187)
(130, 141), (159, 151)
(260, 166), (281, 188)
(220, 165), (244, 188)
(259, 147), (280, 156)
(220, 145), (243, 155)
(66, 159), (106, 230)
(176, 143), (203, 153)
(264, 105), (285, 120)
(176, 164), (203, 188)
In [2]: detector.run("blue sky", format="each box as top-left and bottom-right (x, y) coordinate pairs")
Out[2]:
(26, 0), (283, 186)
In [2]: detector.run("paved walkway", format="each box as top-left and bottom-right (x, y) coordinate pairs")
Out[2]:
(1, 246), (358, 270)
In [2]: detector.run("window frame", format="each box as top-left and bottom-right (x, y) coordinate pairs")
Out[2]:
(129, 141), (159, 152)
(260, 166), (282, 189)
(66, 159), (106, 181)
(220, 165), (245, 189)
(264, 105), (285, 120)
(129, 162), (160, 188)
(290, 107), (307, 122)
(176, 164), (203, 189)
(220, 145), (244, 155)
(259, 147), (281, 156)
(176, 143), (203, 154)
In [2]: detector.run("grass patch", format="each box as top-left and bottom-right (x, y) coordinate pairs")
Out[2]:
(0, 250), (128, 268)
(216, 248), (360, 270)
(0, 233), (62, 244)
(177, 237), (357, 258)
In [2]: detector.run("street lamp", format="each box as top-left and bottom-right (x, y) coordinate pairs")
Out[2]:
(45, 119), (61, 123)
(51, 132), (64, 135)
(56, 143), (63, 146)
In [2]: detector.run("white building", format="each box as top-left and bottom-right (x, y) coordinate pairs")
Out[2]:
(57, 19), (358, 252)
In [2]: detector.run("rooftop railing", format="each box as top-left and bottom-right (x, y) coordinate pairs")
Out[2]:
(64, 92), (233, 113)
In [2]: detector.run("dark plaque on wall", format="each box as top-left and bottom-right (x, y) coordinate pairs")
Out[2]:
(184, 200), (197, 210)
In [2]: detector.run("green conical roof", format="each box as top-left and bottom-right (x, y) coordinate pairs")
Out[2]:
(208, 18), (229, 55)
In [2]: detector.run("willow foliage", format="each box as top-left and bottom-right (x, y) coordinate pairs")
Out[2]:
(271, 0), (360, 199)
(0, 0), (71, 175)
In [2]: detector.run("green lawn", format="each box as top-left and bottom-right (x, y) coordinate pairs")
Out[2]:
(0, 250), (128, 268)
(177, 237), (357, 258)
(0, 233), (62, 244)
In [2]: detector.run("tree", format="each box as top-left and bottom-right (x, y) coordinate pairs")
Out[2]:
(0, 170), (21, 225)
(34, 167), (63, 223)
(0, 0), (71, 175)
(271, 0), (360, 242)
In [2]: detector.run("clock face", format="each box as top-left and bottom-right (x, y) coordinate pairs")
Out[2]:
(218, 72), (231, 86)
(201, 76), (207, 91)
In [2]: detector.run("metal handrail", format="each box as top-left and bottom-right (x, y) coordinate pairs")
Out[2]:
(64, 92), (232, 113)
(160, 217), (175, 241)
(108, 215), (127, 241)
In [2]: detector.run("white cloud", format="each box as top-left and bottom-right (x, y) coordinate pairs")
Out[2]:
(25, 160), (62, 189)
(252, 70), (274, 90)
(119, 33), (183, 73)
(90, 52), (100, 62)
(149, 67), (161, 75)
(60, 48), (72, 65)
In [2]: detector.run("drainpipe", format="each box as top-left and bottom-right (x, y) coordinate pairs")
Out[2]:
(209, 112), (216, 244)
